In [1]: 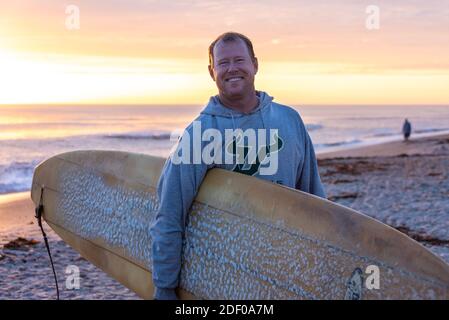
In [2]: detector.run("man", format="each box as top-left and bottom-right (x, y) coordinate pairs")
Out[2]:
(402, 118), (412, 141)
(150, 32), (325, 300)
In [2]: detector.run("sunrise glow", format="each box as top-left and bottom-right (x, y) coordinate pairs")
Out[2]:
(1, 0), (448, 105)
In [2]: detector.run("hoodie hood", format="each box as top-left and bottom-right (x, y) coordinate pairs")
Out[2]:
(201, 91), (273, 118)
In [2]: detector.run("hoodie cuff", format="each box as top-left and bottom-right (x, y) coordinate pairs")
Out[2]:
(154, 287), (178, 300)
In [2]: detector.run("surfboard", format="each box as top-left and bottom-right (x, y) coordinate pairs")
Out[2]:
(30, 150), (449, 299)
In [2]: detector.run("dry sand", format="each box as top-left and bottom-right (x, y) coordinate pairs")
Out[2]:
(318, 134), (449, 265)
(1, 134), (448, 299)
(318, 133), (449, 159)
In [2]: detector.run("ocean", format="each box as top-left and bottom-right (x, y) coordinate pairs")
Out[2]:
(1, 104), (449, 195)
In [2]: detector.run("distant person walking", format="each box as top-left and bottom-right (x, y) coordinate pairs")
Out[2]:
(402, 118), (412, 141)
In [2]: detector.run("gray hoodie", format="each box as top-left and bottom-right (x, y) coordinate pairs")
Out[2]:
(150, 91), (325, 296)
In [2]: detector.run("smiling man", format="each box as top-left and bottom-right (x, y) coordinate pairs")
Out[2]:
(149, 32), (326, 300)
(208, 34), (259, 114)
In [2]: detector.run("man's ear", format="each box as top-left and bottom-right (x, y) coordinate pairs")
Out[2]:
(253, 57), (258, 75)
(208, 65), (215, 81)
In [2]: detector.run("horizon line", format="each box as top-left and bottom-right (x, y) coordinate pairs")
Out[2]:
(1, 103), (449, 107)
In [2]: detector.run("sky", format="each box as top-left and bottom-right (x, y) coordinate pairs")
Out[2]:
(0, 0), (448, 105)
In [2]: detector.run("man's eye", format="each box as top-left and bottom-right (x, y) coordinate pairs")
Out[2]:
(219, 62), (228, 66)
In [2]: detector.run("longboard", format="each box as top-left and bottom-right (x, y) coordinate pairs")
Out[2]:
(30, 150), (449, 299)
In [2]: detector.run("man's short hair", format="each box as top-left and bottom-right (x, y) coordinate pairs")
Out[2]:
(208, 32), (256, 66)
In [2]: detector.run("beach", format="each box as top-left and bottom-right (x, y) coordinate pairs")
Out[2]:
(318, 133), (449, 264)
(1, 133), (449, 299)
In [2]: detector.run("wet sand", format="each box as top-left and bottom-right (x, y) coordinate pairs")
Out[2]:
(318, 133), (449, 159)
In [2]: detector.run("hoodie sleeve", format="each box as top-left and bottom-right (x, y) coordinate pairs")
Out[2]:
(296, 129), (326, 199)
(149, 131), (209, 290)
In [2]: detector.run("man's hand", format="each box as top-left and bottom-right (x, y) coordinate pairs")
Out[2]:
(154, 287), (178, 300)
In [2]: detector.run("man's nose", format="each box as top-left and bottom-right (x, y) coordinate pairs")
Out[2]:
(228, 61), (238, 72)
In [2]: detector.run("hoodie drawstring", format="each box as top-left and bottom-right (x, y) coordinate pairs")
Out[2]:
(229, 106), (269, 156)
(258, 109), (270, 154)
(230, 112), (236, 130)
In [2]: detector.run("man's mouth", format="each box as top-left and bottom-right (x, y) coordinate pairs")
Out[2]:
(225, 76), (244, 82)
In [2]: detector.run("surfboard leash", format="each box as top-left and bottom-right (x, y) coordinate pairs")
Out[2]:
(35, 186), (60, 300)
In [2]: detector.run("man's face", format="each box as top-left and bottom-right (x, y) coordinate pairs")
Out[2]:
(208, 39), (258, 100)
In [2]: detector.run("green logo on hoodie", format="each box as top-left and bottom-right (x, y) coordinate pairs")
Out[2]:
(226, 131), (283, 176)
